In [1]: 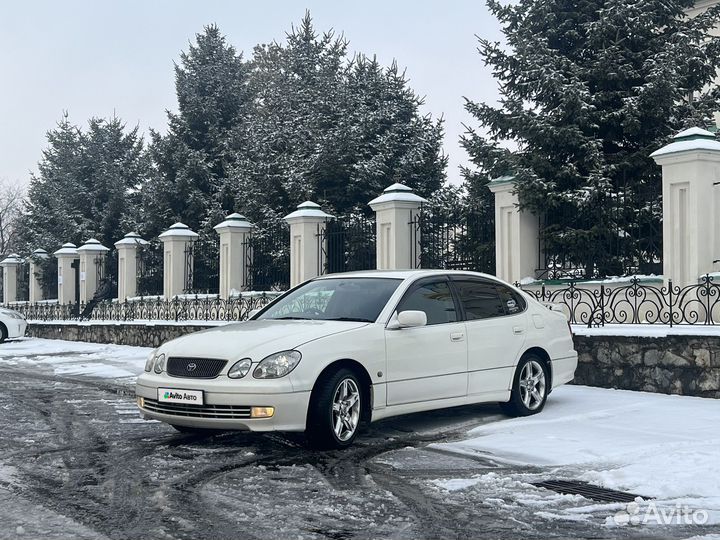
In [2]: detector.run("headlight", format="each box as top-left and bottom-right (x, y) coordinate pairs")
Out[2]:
(253, 350), (301, 379)
(144, 351), (156, 372)
(153, 353), (166, 374)
(228, 358), (252, 379)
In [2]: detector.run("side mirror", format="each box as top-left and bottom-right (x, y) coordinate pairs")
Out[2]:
(248, 309), (260, 319)
(396, 310), (427, 328)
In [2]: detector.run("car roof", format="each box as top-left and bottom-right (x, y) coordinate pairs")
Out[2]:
(314, 269), (505, 282)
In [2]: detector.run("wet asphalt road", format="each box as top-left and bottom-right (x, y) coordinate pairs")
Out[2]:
(0, 364), (712, 540)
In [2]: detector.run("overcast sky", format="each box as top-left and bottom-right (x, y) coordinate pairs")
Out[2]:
(0, 0), (503, 187)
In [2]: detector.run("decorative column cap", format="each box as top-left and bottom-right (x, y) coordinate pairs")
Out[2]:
(651, 127), (720, 159)
(214, 212), (253, 232)
(488, 174), (517, 193)
(0, 253), (23, 266)
(77, 238), (110, 253)
(53, 243), (78, 257)
(158, 222), (199, 241)
(114, 232), (148, 248)
(369, 183), (427, 209)
(31, 248), (49, 259)
(284, 201), (334, 223)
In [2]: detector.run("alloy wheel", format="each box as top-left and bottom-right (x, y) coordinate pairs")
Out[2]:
(519, 360), (546, 411)
(331, 378), (361, 442)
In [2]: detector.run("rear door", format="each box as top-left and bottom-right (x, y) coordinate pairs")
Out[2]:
(384, 277), (468, 406)
(451, 278), (528, 397)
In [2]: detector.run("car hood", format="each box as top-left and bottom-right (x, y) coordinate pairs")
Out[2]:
(159, 319), (369, 361)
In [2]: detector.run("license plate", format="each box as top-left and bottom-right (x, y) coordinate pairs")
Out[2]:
(158, 388), (204, 405)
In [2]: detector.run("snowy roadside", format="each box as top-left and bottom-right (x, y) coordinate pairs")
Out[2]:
(428, 385), (720, 528)
(0, 337), (151, 387)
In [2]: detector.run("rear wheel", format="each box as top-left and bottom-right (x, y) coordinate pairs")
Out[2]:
(306, 368), (362, 450)
(501, 355), (549, 417)
(0, 324), (7, 343)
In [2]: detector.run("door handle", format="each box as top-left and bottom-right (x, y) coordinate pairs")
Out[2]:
(513, 326), (525, 335)
(450, 332), (465, 342)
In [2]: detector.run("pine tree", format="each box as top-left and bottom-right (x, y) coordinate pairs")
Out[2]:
(463, 0), (720, 277)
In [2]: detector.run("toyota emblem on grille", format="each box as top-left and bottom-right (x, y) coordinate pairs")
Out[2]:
(186, 363), (197, 372)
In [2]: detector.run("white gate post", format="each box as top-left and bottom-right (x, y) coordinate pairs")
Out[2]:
(369, 183), (427, 270)
(0, 254), (23, 304)
(284, 202), (333, 288)
(214, 213), (253, 298)
(114, 232), (147, 300)
(29, 249), (48, 302)
(54, 243), (79, 304)
(651, 128), (720, 286)
(488, 176), (540, 283)
(159, 223), (198, 298)
(78, 239), (110, 303)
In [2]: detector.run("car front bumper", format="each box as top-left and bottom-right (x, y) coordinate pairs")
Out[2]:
(135, 378), (311, 432)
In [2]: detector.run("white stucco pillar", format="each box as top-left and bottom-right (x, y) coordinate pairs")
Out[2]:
(54, 243), (79, 304)
(214, 213), (253, 298)
(0, 254), (23, 304)
(368, 183), (427, 270)
(114, 232), (147, 301)
(488, 176), (540, 284)
(158, 223), (198, 298)
(284, 202), (333, 287)
(77, 239), (110, 303)
(650, 127), (720, 287)
(29, 249), (48, 302)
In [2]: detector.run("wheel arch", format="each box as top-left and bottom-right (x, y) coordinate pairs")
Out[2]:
(0, 321), (7, 341)
(521, 346), (553, 391)
(308, 358), (373, 426)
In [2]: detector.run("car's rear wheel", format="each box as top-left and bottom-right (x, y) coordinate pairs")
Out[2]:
(306, 368), (362, 449)
(501, 355), (548, 417)
(0, 324), (7, 343)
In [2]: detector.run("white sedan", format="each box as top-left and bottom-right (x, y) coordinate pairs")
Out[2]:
(0, 307), (27, 342)
(136, 270), (577, 448)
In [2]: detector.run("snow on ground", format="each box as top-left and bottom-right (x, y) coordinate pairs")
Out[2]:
(432, 385), (720, 525)
(0, 337), (151, 386)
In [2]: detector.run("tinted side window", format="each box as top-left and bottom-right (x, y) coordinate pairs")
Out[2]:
(454, 280), (505, 320)
(497, 285), (526, 315)
(398, 280), (457, 325)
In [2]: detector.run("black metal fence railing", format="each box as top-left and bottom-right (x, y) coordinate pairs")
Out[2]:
(317, 215), (376, 275)
(188, 236), (220, 294)
(243, 222), (290, 291)
(137, 239), (163, 297)
(521, 275), (720, 327)
(12, 293), (282, 323)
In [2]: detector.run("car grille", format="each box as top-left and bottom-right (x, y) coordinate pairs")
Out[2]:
(167, 357), (227, 378)
(141, 398), (251, 419)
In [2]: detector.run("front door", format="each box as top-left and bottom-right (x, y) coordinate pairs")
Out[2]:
(385, 278), (468, 406)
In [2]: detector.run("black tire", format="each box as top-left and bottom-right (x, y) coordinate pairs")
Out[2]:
(0, 324), (7, 344)
(306, 368), (363, 450)
(500, 355), (549, 417)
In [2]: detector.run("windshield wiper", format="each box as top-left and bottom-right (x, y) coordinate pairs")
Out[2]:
(270, 316), (312, 320)
(323, 317), (373, 323)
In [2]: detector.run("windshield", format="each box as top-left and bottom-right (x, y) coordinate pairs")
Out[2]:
(257, 277), (402, 322)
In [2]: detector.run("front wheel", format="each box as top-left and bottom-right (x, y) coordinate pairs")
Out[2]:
(501, 355), (549, 417)
(306, 368), (362, 449)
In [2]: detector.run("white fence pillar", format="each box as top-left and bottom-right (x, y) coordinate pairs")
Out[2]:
(651, 127), (720, 287)
(488, 176), (540, 284)
(29, 249), (48, 302)
(284, 202), (333, 287)
(369, 183), (427, 270)
(214, 213), (253, 298)
(114, 232), (147, 300)
(78, 239), (110, 303)
(159, 223), (198, 298)
(0, 254), (23, 304)
(54, 243), (78, 304)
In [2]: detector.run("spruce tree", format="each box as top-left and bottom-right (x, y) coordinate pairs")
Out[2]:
(463, 0), (720, 277)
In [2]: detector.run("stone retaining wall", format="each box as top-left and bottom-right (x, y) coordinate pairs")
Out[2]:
(26, 322), (720, 398)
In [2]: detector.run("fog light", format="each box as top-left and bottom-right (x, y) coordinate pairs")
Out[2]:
(137, 396), (145, 408)
(251, 406), (274, 418)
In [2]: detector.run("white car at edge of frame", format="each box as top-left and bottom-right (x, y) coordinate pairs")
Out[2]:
(0, 307), (27, 342)
(135, 270), (578, 449)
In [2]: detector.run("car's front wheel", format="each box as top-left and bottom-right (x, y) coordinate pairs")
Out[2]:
(306, 368), (362, 449)
(501, 355), (549, 417)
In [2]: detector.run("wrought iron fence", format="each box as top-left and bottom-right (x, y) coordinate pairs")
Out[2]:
(16, 260), (29, 301)
(522, 275), (720, 326)
(317, 215), (376, 275)
(137, 239), (163, 297)
(410, 205), (495, 272)
(243, 222), (290, 291)
(188, 236), (219, 294)
(12, 293), (282, 323)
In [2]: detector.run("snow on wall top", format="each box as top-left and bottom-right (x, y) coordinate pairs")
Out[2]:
(651, 127), (720, 157)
